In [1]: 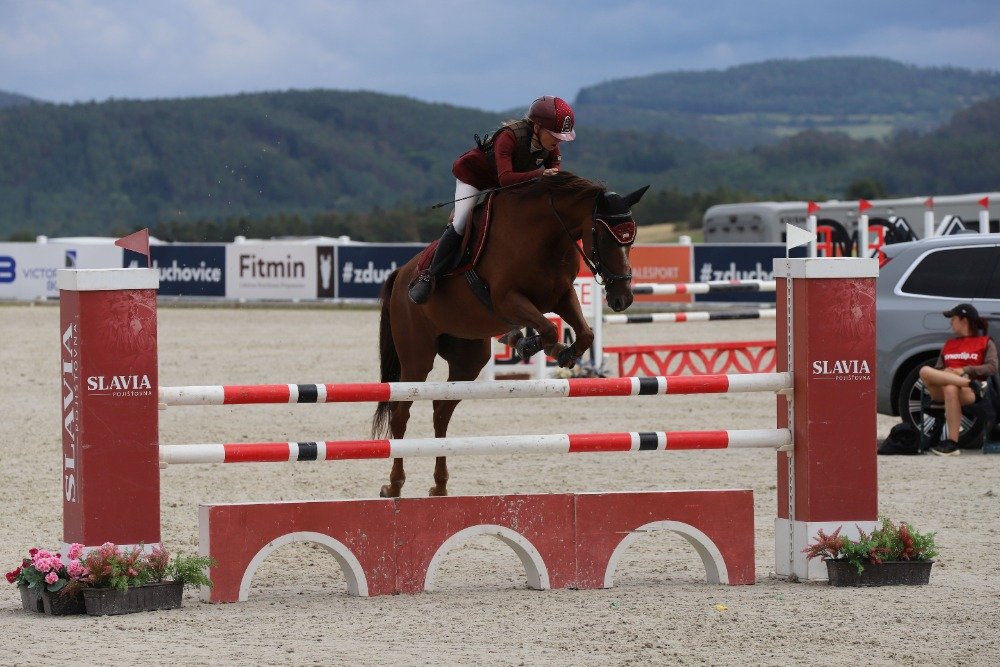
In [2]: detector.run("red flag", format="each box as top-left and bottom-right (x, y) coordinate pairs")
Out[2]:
(807, 201), (820, 215)
(924, 197), (934, 209)
(979, 196), (990, 209)
(858, 199), (872, 213)
(115, 228), (150, 267)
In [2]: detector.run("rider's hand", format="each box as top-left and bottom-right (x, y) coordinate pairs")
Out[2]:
(542, 168), (560, 176)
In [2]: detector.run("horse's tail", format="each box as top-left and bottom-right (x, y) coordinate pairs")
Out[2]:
(371, 269), (401, 439)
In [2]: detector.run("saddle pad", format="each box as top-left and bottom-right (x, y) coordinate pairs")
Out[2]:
(416, 193), (495, 275)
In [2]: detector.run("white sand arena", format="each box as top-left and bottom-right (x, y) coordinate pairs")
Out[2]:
(1, 303), (997, 665)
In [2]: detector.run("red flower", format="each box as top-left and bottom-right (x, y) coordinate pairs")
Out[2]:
(5, 566), (21, 583)
(28, 548), (38, 557)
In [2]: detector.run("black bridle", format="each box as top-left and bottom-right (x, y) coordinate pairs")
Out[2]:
(548, 195), (635, 287)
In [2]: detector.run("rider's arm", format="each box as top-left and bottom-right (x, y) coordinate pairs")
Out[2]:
(493, 131), (543, 186)
(544, 144), (562, 170)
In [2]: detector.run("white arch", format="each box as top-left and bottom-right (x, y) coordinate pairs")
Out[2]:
(603, 520), (730, 587)
(423, 524), (550, 592)
(236, 531), (370, 601)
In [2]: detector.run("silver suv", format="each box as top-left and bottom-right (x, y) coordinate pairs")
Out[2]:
(877, 233), (1000, 428)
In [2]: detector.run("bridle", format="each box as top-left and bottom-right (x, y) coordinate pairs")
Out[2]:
(548, 194), (635, 287)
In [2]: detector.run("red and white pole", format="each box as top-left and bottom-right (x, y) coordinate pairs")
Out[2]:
(58, 268), (161, 552)
(774, 257), (879, 580)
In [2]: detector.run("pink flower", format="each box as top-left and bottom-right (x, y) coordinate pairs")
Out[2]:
(67, 561), (86, 579)
(44, 571), (59, 585)
(98, 542), (117, 558)
(67, 543), (84, 560)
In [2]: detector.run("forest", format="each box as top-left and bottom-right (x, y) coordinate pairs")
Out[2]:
(0, 56), (997, 242)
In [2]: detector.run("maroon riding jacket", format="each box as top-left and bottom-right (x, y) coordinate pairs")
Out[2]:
(452, 123), (561, 190)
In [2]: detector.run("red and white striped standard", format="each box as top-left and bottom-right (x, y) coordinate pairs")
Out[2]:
(631, 280), (776, 296)
(159, 428), (791, 465)
(603, 309), (777, 325)
(159, 372), (791, 407)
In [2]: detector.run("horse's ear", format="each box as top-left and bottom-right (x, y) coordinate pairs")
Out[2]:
(622, 185), (650, 208)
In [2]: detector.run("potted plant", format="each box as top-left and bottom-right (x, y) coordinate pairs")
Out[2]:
(72, 542), (215, 616)
(6, 545), (88, 615)
(803, 517), (939, 586)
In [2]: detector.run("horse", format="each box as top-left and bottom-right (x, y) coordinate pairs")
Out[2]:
(371, 172), (648, 497)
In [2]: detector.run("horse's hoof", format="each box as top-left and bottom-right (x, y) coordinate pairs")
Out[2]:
(380, 484), (400, 498)
(556, 345), (580, 368)
(429, 486), (448, 497)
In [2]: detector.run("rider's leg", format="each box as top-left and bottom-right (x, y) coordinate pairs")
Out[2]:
(409, 180), (481, 305)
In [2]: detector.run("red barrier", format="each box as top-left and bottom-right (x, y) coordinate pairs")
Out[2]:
(606, 340), (776, 377)
(199, 490), (755, 602)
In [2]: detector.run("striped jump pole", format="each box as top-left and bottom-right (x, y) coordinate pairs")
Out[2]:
(603, 308), (776, 325)
(159, 372), (792, 406)
(160, 428), (792, 465)
(632, 280), (776, 296)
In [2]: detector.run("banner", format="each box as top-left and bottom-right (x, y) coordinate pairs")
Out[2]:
(0, 243), (122, 300)
(336, 244), (423, 299)
(124, 245), (226, 297)
(225, 243), (317, 300)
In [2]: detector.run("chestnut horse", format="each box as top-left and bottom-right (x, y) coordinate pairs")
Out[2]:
(371, 172), (647, 497)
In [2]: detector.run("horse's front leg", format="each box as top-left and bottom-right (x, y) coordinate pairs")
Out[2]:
(495, 292), (560, 359)
(549, 288), (594, 369)
(379, 399), (413, 498)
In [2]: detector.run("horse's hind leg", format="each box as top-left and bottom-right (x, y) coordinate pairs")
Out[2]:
(429, 336), (492, 496)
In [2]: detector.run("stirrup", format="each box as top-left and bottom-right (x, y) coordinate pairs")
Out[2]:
(408, 272), (434, 305)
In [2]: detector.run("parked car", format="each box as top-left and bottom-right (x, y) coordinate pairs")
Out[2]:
(876, 233), (1000, 436)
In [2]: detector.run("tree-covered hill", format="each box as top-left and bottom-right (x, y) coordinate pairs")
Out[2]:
(575, 57), (1000, 147)
(0, 91), (35, 109)
(1, 57), (998, 241)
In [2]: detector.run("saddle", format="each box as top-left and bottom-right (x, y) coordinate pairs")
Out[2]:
(416, 193), (496, 276)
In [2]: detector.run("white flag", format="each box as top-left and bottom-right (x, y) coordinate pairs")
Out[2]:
(785, 223), (813, 251)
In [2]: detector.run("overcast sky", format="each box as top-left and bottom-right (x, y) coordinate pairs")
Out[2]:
(2, 0), (999, 111)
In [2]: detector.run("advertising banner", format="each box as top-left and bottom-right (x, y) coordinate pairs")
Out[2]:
(124, 245), (226, 297)
(627, 245), (693, 304)
(0, 243), (122, 300)
(336, 244), (423, 300)
(693, 244), (805, 303)
(225, 243), (317, 300)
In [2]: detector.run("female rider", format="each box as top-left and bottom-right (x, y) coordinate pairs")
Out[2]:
(408, 95), (576, 304)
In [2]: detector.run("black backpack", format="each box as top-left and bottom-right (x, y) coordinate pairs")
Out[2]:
(878, 422), (921, 455)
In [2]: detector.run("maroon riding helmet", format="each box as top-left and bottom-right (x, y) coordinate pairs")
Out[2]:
(527, 96), (576, 141)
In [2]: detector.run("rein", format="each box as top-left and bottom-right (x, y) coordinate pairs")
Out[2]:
(547, 194), (633, 287)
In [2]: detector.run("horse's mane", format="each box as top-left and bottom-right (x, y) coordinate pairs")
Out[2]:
(502, 171), (605, 204)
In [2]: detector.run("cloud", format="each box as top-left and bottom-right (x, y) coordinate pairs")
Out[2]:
(0, 0), (998, 109)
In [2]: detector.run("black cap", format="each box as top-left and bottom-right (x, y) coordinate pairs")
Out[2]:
(943, 303), (979, 320)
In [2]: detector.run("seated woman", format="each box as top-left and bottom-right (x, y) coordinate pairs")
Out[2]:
(919, 303), (998, 456)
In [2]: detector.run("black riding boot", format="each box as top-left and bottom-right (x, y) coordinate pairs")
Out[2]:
(408, 224), (463, 305)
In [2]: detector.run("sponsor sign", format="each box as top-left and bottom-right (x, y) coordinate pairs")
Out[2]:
(627, 245), (692, 304)
(124, 245), (226, 297)
(0, 243), (122, 300)
(225, 243), (317, 300)
(316, 246), (336, 299)
(692, 244), (804, 303)
(337, 244), (423, 300)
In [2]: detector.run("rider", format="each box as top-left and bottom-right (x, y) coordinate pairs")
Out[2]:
(407, 95), (577, 304)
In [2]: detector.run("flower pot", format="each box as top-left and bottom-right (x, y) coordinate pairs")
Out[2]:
(825, 559), (934, 587)
(82, 581), (184, 616)
(19, 585), (87, 615)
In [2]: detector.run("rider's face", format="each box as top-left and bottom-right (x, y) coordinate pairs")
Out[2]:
(535, 126), (561, 151)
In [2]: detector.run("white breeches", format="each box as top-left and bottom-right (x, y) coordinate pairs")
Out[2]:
(451, 180), (482, 234)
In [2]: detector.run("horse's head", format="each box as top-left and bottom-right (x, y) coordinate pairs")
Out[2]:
(589, 185), (649, 312)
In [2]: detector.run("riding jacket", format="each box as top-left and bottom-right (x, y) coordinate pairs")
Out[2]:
(452, 120), (561, 190)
